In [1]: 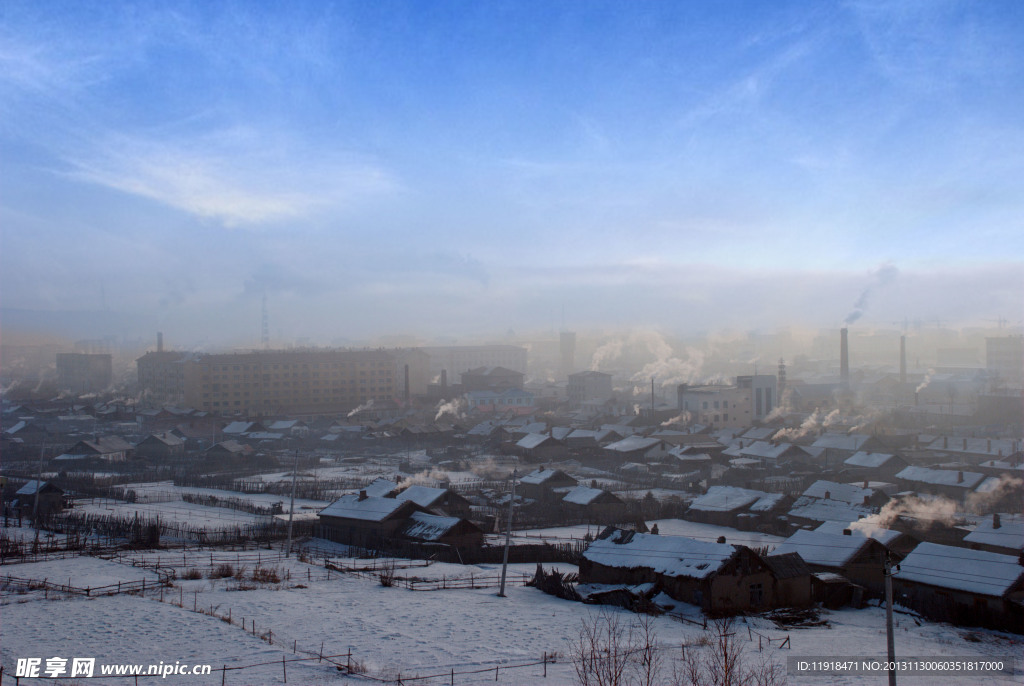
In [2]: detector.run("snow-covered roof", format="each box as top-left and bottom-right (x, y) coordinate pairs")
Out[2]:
(266, 420), (303, 431)
(222, 421), (254, 434)
(926, 437), (1020, 456)
(247, 432), (285, 441)
(725, 441), (805, 461)
(688, 486), (768, 513)
(395, 485), (447, 508)
(741, 427), (777, 441)
(897, 542), (1024, 597)
(516, 432), (558, 450)
(814, 520), (903, 546)
(844, 452), (897, 468)
(604, 436), (662, 453)
(772, 529), (871, 568)
(563, 486), (606, 506)
(361, 478), (399, 498)
(801, 480), (873, 505)
(583, 529), (736, 579)
(520, 467), (573, 485)
(788, 496), (874, 524)
(400, 512), (462, 541)
(467, 421), (498, 436)
(810, 433), (872, 451)
(896, 466), (984, 489)
(15, 480), (59, 496)
(319, 494), (411, 522)
(551, 427), (572, 441)
(963, 514), (1024, 552)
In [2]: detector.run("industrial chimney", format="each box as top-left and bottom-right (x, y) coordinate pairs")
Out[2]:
(899, 335), (906, 385)
(840, 328), (850, 383)
(777, 358), (786, 398)
(157, 331), (164, 353)
(404, 364), (410, 402)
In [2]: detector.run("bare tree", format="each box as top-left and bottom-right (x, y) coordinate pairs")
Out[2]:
(675, 618), (785, 686)
(570, 610), (664, 686)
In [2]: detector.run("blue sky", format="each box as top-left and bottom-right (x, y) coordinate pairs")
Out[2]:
(2, 1), (1022, 345)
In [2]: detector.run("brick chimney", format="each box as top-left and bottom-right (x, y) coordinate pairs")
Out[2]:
(824, 490), (831, 500)
(957, 471), (963, 484)
(358, 490), (367, 501)
(993, 513), (1001, 529)
(843, 528), (852, 536)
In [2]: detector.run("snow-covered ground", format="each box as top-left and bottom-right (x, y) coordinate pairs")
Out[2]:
(501, 518), (786, 551)
(3, 541), (1020, 685)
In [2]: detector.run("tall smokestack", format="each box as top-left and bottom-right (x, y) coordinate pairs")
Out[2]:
(157, 332), (164, 353)
(404, 364), (410, 402)
(777, 358), (786, 397)
(899, 336), (906, 385)
(840, 328), (850, 383)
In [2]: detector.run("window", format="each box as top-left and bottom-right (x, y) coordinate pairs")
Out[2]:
(749, 583), (763, 606)
(702, 401), (708, 409)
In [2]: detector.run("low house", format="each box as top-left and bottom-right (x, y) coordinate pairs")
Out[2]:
(561, 486), (626, 524)
(721, 441), (812, 468)
(514, 433), (566, 462)
(785, 480), (882, 528)
(13, 480), (65, 517)
(602, 436), (670, 464)
(894, 542), (1024, 633)
(842, 452), (907, 481)
(814, 520), (917, 557)
(685, 486), (788, 529)
(772, 529), (888, 595)
(809, 433), (887, 469)
(762, 553), (813, 608)
(962, 513), (1023, 556)
(800, 480), (888, 508)
(518, 467), (578, 501)
(318, 492), (425, 546)
(67, 436), (134, 462)
(398, 512), (484, 548)
(394, 485), (473, 519)
(579, 528), (779, 614)
(204, 440), (252, 460)
(895, 466), (985, 501)
(134, 432), (186, 461)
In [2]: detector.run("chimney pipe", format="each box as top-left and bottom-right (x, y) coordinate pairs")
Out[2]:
(957, 471), (963, 483)
(993, 513), (1001, 529)
(825, 490), (831, 500)
(404, 364), (410, 402)
(157, 331), (164, 353)
(358, 490), (367, 501)
(843, 528), (852, 536)
(840, 328), (849, 383)
(987, 439), (992, 453)
(899, 335), (906, 386)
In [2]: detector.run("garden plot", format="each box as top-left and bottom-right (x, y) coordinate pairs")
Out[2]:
(73, 499), (270, 529)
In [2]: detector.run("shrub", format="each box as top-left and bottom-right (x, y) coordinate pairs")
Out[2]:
(251, 566), (281, 583)
(182, 568), (203, 580)
(209, 563), (234, 579)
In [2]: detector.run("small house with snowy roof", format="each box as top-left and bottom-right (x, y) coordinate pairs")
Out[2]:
(894, 542), (1024, 633)
(579, 528), (781, 613)
(398, 512), (484, 548)
(772, 529), (889, 595)
(561, 486), (626, 523)
(318, 492), (425, 546)
(684, 486), (790, 529)
(518, 467), (578, 500)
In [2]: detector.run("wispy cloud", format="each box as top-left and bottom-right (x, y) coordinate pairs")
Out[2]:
(64, 131), (396, 226)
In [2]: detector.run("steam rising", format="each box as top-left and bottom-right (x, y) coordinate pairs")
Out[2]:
(844, 263), (899, 325)
(435, 397), (466, 422)
(916, 368), (934, 394)
(347, 399), (375, 417)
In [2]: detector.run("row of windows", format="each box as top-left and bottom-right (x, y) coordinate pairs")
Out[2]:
(201, 361), (390, 373)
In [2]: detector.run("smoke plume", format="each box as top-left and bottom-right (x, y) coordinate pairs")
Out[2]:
(844, 263), (899, 325)
(916, 369), (934, 394)
(435, 397), (466, 422)
(347, 399), (375, 417)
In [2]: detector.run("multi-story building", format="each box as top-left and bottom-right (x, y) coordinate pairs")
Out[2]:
(677, 374), (778, 428)
(420, 345), (528, 382)
(460, 366), (524, 392)
(986, 336), (1023, 388)
(56, 353), (112, 393)
(567, 370), (613, 407)
(182, 349), (396, 416)
(137, 351), (190, 404)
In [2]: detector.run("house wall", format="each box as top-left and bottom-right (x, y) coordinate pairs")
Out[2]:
(318, 516), (406, 547)
(894, 580), (1024, 634)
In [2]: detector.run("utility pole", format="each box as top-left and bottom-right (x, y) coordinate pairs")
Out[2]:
(286, 449), (299, 557)
(498, 469), (517, 598)
(32, 444), (46, 525)
(884, 553), (897, 686)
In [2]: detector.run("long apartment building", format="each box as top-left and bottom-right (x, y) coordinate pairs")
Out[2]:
(182, 349), (396, 416)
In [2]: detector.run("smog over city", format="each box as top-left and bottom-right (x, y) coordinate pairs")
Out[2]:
(1, 3), (1023, 685)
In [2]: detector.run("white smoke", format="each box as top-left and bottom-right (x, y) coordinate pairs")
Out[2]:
(916, 369), (935, 394)
(870, 492), (961, 529)
(347, 399), (375, 418)
(844, 263), (899, 325)
(774, 408), (840, 442)
(590, 339), (624, 371)
(966, 474), (1024, 514)
(435, 397), (466, 423)
(660, 412), (692, 428)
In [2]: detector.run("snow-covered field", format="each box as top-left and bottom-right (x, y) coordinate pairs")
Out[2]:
(3, 541), (1020, 686)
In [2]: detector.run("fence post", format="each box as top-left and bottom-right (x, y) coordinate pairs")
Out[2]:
(319, 643), (323, 663)
(281, 655), (286, 683)
(495, 665), (498, 681)
(221, 665), (226, 686)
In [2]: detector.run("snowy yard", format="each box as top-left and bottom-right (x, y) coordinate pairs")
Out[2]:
(3, 541), (1021, 685)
